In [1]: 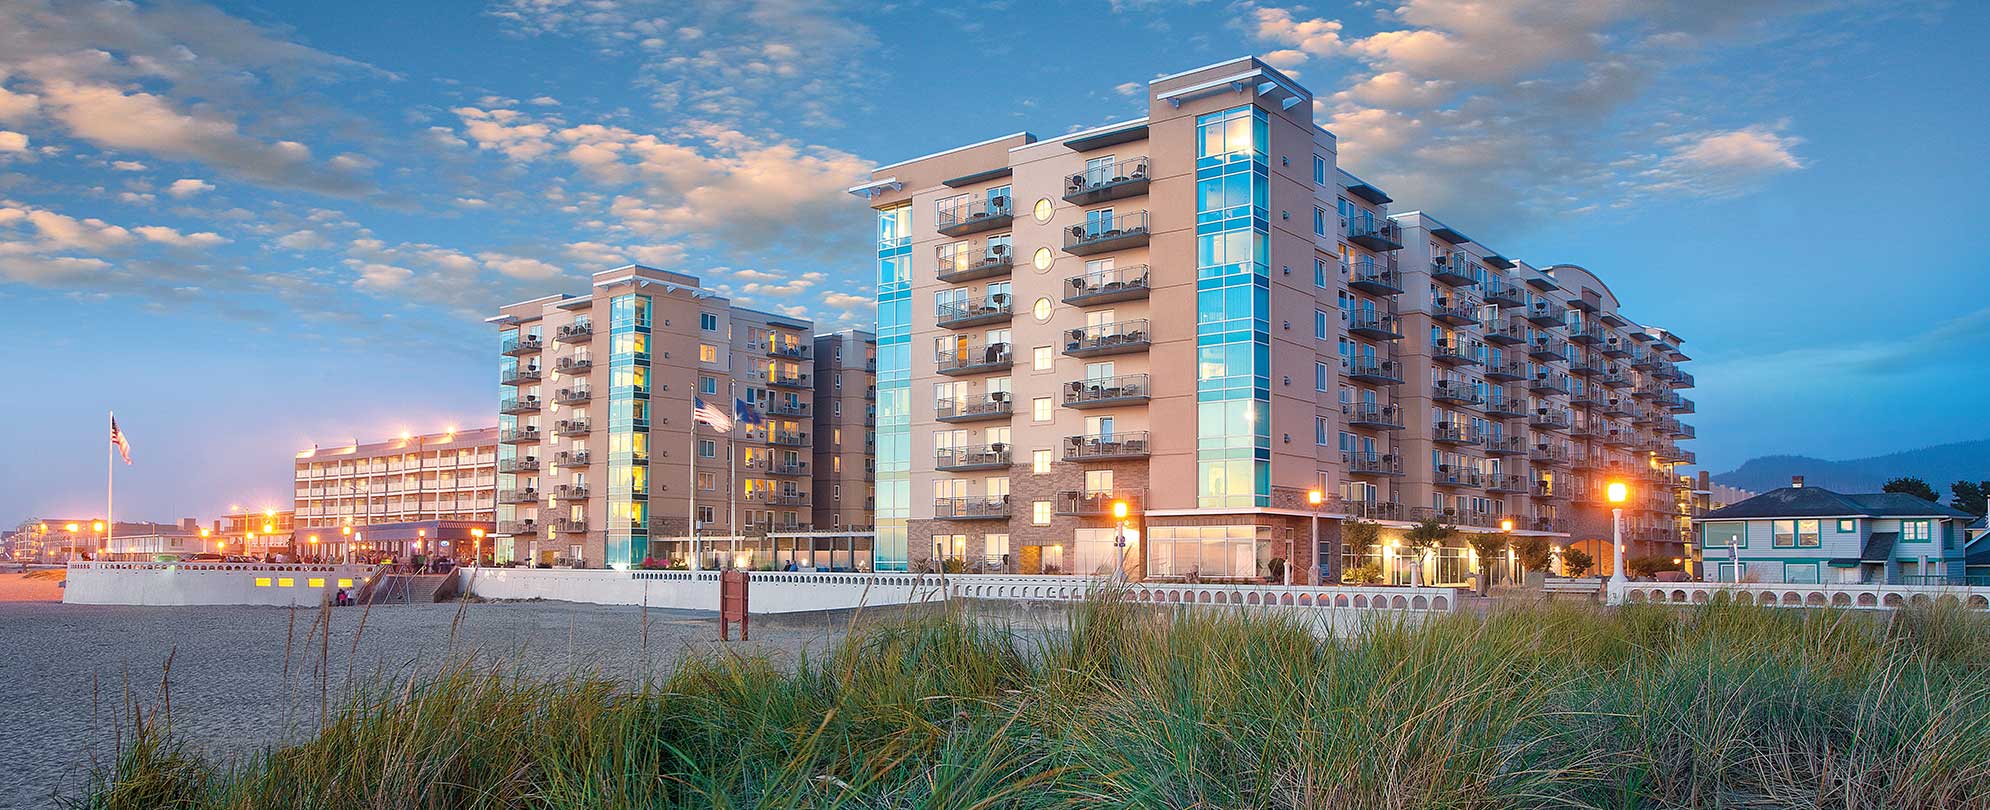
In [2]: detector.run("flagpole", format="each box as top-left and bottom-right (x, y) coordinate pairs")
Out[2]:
(728, 381), (738, 567)
(688, 416), (700, 572)
(105, 410), (114, 561)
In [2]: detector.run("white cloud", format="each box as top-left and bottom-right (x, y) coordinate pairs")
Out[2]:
(453, 107), (556, 162)
(0, 200), (225, 284)
(166, 178), (214, 198)
(0, 130), (26, 152)
(528, 95), (560, 106)
(276, 229), (331, 250)
(478, 251), (564, 281)
(352, 261), (413, 289)
(1113, 82), (1144, 98)
(132, 225), (229, 248)
(110, 160), (147, 171)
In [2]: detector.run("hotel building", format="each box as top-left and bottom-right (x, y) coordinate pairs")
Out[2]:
(291, 427), (500, 560)
(854, 56), (1695, 583)
(810, 329), (878, 535)
(488, 265), (826, 569)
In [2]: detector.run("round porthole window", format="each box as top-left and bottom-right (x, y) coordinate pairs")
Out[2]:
(1032, 297), (1053, 322)
(1033, 198), (1054, 223)
(1032, 247), (1054, 272)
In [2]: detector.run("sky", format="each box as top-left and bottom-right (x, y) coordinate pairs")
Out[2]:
(1, 0), (1985, 523)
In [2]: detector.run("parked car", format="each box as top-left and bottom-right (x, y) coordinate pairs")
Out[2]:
(183, 553), (224, 562)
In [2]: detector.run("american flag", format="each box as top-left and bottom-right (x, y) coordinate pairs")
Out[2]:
(692, 397), (733, 433)
(110, 415), (132, 465)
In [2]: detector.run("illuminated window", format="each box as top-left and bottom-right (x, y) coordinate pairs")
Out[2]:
(1032, 397), (1053, 422)
(1032, 346), (1053, 371)
(254, 577), (272, 587)
(1032, 247), (1053, 272)
(1033, 500), (1052, 526)
(308, 578), (325, 588)
(1033, 449), (1052, 474)
(1033, 198), (1054, 222)
(699, 344), (719, 363)
(277, 577), (295, 587)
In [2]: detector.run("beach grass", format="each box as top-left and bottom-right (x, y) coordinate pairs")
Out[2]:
(74, 595), (1990, 809)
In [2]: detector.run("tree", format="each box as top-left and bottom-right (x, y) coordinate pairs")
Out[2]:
(1402, 517), (1455, 587)
(1560, 547), (1595, 577)
(1513, 536), (1553, 574)
(1465, 532), (1511, 596)
(1883, 476), (1940, 504)
(1949, 480), (1990, 517)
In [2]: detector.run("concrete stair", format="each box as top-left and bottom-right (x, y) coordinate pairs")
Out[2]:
(361, 571), (457, 605)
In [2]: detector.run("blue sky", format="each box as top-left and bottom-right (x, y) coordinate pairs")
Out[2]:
(1, 0), (1984, 522)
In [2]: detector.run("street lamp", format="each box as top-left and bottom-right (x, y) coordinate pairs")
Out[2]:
(1607, 481), (1629, 589)
(1498, 518), (1515, 587)
(471, 527), (486, 567)
(1110, 500), (1130, 584)
(1307, 488), (1325, 586)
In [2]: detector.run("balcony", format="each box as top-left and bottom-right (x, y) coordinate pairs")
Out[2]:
(769, 431), (809, 447)
(1431, 381), (1484, 408)
(1601, 337), (1632, 358)
(1633, 354), (1666, 371)
(1524, 301), (1563, 326)
(1667, 394), (1695, 415)
(1485, 435), (1526, 456)
(1527, 372), (1568, 394)
(1603, 398), (1635, 418)
(1604, 429), (1635, 448)
(1484, 360), (1528, 383)
(1349, 314), (1404, 340)
(1530, 480), (1558, 499)
(502, 335), (543, 356)
(937, 395), (1013, 423)
(1570, 324), (1608, 346)
(937, 342), (1012, 376)
(1343, 402), (1404, 430)
(936, 444), (1012, 471)
(1431, 340), (1481, 367)
(1527, 337), (1566, 360)
(1063, 431), (1150, 461)
(554, 387), (591, 405)
(1433, 422), (1481, 446)
(1633, 382), (1665, 400)
(1597, 369), (1632, 389)
(500, 368), (542, 386)
(500, 397), (541, 415)
(768, 372), (812, 389)
(553, 418), (590, 437)
(1529, 516), (1570, 534)
(498, 488), (538, 504)
(1347, 218), (1403, 251)
(1673, 370), (1695, 389)
(1529, 408), (1571, 431)
(1063, 265), (1150, 306)
(935, 197), (1013, 237)
(1484, 279), (1526, 307)
(1487, 474), (1528, 494)
(1056, 490), (1146, 516)
(935, 496), (1010, 520)
(553, 450), (591, 467)
(554, 483), (590, 499)
(766, 400), (811, 418)
(1065, 374), (1150, 409)
(499, 427), (540, 445)
(1344, 451), (1404, 478)
(1486, 319), (1528, 346)
(1485, 397), (1528, 419)
(1430, 259), (1478, 288)
(497, 520), (537, 536)
(1570, 390), (1607, 411)
(553, 321), (592, 343)
(1062, 210), (1150, 255)
(1568, 355), (1605, 377)
(549, 518), (588, 534)
(1348, 259), (1403, 295)
(935, 297), (1013, 329)
(1432, 465), (1483, 488)
(768, 340), (810, 360)
(1346, 357), (1404, 385)
(935, 241), (1014, 284)
(1063, 319), (1150, 358)
(498, 457), (539, 474)
(1337, 499), (1407, 522)
(768, 458), (810, 476)
(1430, 296), (1480, 327)
(555, 356), (593, 374)
(1062, 156), (1150, 205)
(1529, 445), (1569, 466)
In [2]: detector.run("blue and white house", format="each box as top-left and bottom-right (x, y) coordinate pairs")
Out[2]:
(1693, 478), (1980, 585)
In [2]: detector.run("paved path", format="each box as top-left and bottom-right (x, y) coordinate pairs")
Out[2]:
(0, 595), (880, 809)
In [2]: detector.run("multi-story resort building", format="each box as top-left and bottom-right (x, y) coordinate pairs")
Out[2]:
(218, 508), (296, 558)
(290, 428), (499, 562)
(853, 56), (1695, 583)
(1694, 477), (1980, 585)
(809, 329), (879, 543)
(491, 265), (873, 570)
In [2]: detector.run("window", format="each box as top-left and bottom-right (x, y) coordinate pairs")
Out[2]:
(1797, 519), (1820, 547)
(1033, 449), (1052, 474)
(1315, 361), (1329, 392)
(1033, 500), (1052, 526)
(1315, 416), (1329, 445)
(697, 439), (716, 458)
(1703, 521), (1744, 548)
(1314, 309), (1328, 339)
(1902, 519), (1932, 541)
(1836, 518), (1856, 533)
(699, 312), (718, 331)
(1313, 206), (1326, 236)
(1032, 397), (1053, 422)
(1033, 297), (1053, 321)
(1772, 520), (1796, 548)
(698, 344), (719, 363)
(699, 376), (718, 395)
(1314, 258), (1328, 288)
(1032, 246), (1054, 271)
(985, 533), (1010, 565)
(1312, 154), (1326, 185)
(1032, 346), (1053, 371)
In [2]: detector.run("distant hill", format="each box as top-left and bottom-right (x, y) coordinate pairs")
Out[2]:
(1714, 439), (1990, 494)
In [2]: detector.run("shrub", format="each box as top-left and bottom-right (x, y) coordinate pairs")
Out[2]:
(1627, 554), (1674, 578)
(1514, 536), (1553, 571)
(1561, 547), (1594, 577)
(1343, 562), (1384, 584)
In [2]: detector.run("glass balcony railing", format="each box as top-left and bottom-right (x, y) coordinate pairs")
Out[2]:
(1062, 319), (1150, 357)
(936, 342), (1012, 375)
(1062, 156), (1150, 204)
(1064, 374), (1150, 408)
(935, 241), (1015, 283)
(1063, 265), (1150, 305)
(1063, 431), (1150, 461)
(935, 197), (1013, 236)
(1062, 210), (1150, 255)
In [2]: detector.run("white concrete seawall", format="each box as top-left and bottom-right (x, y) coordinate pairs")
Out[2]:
(63, 561), (376, 607)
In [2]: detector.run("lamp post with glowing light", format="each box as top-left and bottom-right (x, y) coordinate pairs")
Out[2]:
(1607, 481), (1629, 589)
(64, 523), (79, 562)
(1499, 517), (1515, 588)
(1307, 488), (1325, 586)
(92, 521), (105, 558)
(1111, 499), (1130, 584)
(471, 527), (486, 567)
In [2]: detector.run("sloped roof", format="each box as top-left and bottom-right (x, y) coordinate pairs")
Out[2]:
(1861, 532), (1898, 563)
(1698, 486), (1972, 520)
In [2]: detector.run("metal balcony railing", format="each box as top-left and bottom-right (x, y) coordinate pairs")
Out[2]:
(935, 241), (1014, 284)
(553, 419), (590, 436)
(554, 483), (589, 499)
(500, 397), (541, 415)
(553, 321), (592, 343)
(1348, 258), (1402, 295)
(935, 496), (1010, 520)
(935, 296), (1012, 329)
(500, 427), (540, 444)
(1485, 435), (1526, 456)
(766, 400), (811, 418)
(936, 342), (1011, 375)
(768, 371), (811, 389)
(1063, 319), (1150, 357)
(1344, 451), (1404, 477)
(1430, 297), (1480, 327)
(502, 335), (543, 356)
(1062, 210), (1150, 255)
(1431, 381), (1484, 407)
(1336, 499), (1406, 522)
(1485, 397), (1527, 418)
(935, 444), (1012, 471)
(555, 356), (592, 374)
(497, 457), (539, 474)
(936, 395), (1013, 422)
(935, 197), (1013, 237)
(553, 450), (591, 467)
(498, 488), (537, 504)
(1433, 423), (1481, 446)
(500, 368), (542, 385)
(1056, 490), (1146, 516)
(1349, 314), (1403, 340)
(1432, 465), (1484, 487)
(1347, 218), (1403, 251)
(1346, 357), (1403, 384)
(1064, 374), (1150, 408)
(1063, 266), (1150, 305)
(1062, 156), (1150, 204)
(1431, 339), (1482, 366)
(1343, 402), (1404, 430)
(768, 340), (811, 360)
(554, 387), (591, 405)
(769, 431), (809, 447)
(1063, 431), (1150, 461)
